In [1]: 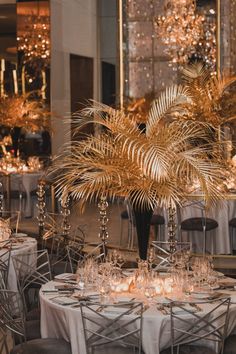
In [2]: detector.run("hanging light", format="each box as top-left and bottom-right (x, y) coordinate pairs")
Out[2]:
(155, 0), (205, 67)
(17, 1), (50, 69)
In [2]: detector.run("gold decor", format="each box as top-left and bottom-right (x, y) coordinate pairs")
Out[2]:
(178, 63), (236, 127)
(98, 196), (109, 243)
(37, 179), (46, 239)
(155, 0), (205, 66)
(126, 95), (154, 124)
(0, 93), (51, 132)
(17, 1), (50, 69)
(52, 100), (226, 212)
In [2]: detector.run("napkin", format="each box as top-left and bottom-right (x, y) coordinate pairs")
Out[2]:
(51, 297), (79, 306)
(54, 273), (76, 281)
(171, 304), (198, 315)
(103, 306), (131, 314)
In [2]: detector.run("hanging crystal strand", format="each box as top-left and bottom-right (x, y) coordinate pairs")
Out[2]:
(98, 195), (109, 260)
(167, 203), (177, 256)
(0, 182), (4, 217)
(60, 194), (71, 245)
(37, 179), (46, 243)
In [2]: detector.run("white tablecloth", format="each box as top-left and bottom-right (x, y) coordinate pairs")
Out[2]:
(40, 278), (236, 354)
(0, 236), (37, 290)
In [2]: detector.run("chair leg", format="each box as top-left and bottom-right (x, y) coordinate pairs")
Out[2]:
(230, 226), (233, 254)
(119, 218), (124, 248)
(203, 225), (206, 255)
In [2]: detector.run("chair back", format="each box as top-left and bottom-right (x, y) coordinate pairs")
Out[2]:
(169, 296), (230, 354)
(150, 240), (191, 270)
(0, 327), (9, 354)
(0, 289), (25, 339)
(80, 301), (143, 354)
(12, 249), (52, 294)
(67, 241), (106, 273)
(0, 246), (11, 287)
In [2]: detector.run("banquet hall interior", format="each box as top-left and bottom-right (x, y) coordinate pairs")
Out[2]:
(2, 0), (236, 353)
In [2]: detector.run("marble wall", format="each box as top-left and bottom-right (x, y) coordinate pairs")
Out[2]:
(50, 0), (99, 155)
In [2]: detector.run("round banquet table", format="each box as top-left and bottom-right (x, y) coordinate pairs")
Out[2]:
(40, 276), (236, 354)
(0, 235), (37, 290)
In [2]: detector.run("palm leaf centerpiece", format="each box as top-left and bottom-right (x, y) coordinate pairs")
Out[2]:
(52, 97), (226, 259)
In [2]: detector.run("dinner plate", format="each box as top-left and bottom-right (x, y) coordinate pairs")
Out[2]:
(12, 233), (28, 238)
(11, 244), (23, 249)
(51, 296), (79, 306)
(103, 306), (131, 314)
(54, 273), (76, 280)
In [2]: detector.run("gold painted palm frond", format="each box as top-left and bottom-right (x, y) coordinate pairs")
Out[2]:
(180, 63), (236, 126)
(0, 93), (51, 132)
(147, 85), (191, 137)
(51, 101), (227, 211)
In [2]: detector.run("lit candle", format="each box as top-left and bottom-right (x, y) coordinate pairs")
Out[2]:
(21, 66), (25, 95)
(13, 69), (18, 95)
(1, 59), (5, 71)
(0, 71), (4, 97)
(41, 69), (46, 99)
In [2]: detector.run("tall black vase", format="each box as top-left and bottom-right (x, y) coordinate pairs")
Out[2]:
(10, 126), (21, 157)
(133, 206), (153, 260)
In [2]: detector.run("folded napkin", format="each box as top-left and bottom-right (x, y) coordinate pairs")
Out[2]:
(171, 304), (199, 315)
(103, 306), (131, 314)
(54, 273), (76, 281)
(51, 297), (79, 306)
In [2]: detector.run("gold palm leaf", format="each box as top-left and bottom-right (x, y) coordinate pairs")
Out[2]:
(181, 63), (236, 126)
(51, 100), (226, 211)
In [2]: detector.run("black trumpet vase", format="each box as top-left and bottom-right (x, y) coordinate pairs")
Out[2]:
(133, 206), (153, 260)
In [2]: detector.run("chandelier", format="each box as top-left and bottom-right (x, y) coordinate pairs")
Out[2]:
(17, 2), (50, 69)
(155, 0), (205, 66)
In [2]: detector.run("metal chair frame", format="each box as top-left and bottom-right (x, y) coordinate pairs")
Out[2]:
(67, 241), (106, 273)
(0, 326), (9, 354)
(168, 297), (230, 354)
(12, 249), (52, 312)
(80, 301), (143, 354)
(0, 289), (72, 354)
(0, 289), (26, 341)
(178, 200), (217, 255)
(150, 240), (191, 270)
(0, 246), (11, 287)
(119, 198), (136, 250)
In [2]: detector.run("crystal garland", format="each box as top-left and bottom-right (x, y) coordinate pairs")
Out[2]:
(155, 0), (205, 66)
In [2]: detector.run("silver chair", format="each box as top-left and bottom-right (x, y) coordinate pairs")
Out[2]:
(80, 301), (143, 354)
(12, 249), (52, 313)
(150, 240), (191, 270)
(0, 246), (11, 287)
(0, 289), (72, 354)
(67, 241), (106, 273)
(161, 296), (230, 354)
(179, 201), (218, 255)
(119, 199), (136, 250)
(0, 327), (8, 354)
